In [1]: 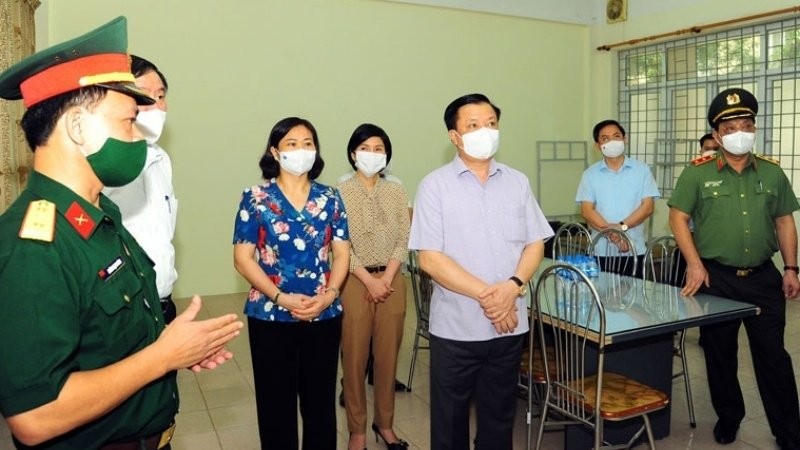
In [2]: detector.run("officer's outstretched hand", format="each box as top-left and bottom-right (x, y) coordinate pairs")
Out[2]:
(156, 295), (243, 373)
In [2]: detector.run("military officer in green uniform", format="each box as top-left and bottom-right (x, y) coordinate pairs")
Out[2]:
(669, 88), (800, 449)
(0, 17), (243, 450)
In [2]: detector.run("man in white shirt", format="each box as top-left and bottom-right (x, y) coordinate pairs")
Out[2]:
(104, 55), (178, 322)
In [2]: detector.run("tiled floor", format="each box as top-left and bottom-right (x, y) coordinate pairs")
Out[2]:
(1, 277), (799, 449)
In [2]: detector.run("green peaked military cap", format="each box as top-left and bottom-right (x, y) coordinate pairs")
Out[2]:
(707, 88), (758, 128)
(0, 16), (154, 108)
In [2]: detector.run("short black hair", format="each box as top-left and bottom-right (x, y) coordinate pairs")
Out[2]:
(20, 85), (110, 150)
(699, 133), (714, 147)
(259, 117), (324, 180)
(346, 123), (392, 172)
(592, 119), (626, 143)
(443, 93), (501, 131)
(130, 55), (168, 91)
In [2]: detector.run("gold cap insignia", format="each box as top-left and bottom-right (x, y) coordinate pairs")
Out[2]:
(726, 93), (740, 106)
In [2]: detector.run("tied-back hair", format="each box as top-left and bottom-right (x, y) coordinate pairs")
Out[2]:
(259, 117), (325, 180)
(346, 123), (393, 174)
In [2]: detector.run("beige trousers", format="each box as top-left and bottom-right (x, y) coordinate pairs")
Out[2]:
(341, 270), (407, 433)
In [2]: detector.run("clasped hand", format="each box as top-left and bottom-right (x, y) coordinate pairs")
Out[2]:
(365, 276), (394, 303)
(478, 281), (519, 334)
(280, 291), (334, 321)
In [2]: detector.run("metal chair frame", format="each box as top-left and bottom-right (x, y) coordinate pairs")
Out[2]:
(405, 250), (431, 392)
(590, 228), (638, 276)
(642, 235), (696, 428)
(551, 222), (593, 261)
(531, 264), (668, 450)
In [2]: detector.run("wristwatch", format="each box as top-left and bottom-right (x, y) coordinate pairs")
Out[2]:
(619, 221), (629, 232)
(509, 276), (528, 297)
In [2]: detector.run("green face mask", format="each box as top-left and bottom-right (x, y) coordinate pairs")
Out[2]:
(86, 137), (147, 187)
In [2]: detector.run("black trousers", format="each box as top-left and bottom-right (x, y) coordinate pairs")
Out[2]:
(699, 260), (800, 443)
(248, 316), (341, 450)
(429, 333), (524, 450)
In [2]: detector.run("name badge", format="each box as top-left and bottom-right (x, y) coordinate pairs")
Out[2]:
(98, 257), (125, 281)
(704, 180), (723, 188)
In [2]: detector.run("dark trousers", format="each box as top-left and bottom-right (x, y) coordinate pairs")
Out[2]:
(699, 260), (800, 443)
(160, 294), (176, 324)
(429, 333), (525, 450)
(248, 316), (342, 450)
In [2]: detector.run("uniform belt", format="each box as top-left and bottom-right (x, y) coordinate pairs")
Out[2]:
(703, 258), (771, 277)
(100, 422), (176, 450)
(365, 265), (387, 273)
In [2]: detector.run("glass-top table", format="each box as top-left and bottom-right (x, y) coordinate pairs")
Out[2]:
(530, 259), (761, 445)
(533, 260), (761, 345)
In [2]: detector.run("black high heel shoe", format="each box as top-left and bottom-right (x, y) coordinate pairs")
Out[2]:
(371, 423), (409, 449)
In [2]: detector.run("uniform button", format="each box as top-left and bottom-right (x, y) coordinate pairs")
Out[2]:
(742, 211), (748, 215)
(745, 248), (750, 253)
(740, 194), (745, 198)
(745, 229), (750, 234)
(123, 294), (131, 302)
(713, 191), (718, 195)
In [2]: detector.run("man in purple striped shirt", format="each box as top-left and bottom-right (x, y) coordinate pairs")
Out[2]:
(409, 93), (553, 450)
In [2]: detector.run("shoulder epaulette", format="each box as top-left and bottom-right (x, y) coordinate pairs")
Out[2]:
(755, 153), (780, 165)
(691, 154), (715, 166)
(19, 200), (56, 242)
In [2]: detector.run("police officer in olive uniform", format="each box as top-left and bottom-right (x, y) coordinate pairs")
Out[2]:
(669, 88), (800, 449)
(0, 17), (243, 450)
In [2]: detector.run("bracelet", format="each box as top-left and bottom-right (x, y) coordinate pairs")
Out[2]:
(273, 292), (282, 304)
(326, 286), (341, 297)
(784, 265), (799, 273)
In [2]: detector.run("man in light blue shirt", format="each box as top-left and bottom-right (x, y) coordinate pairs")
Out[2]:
(576, 119), (660, 276)
(409, 93), (553, 450)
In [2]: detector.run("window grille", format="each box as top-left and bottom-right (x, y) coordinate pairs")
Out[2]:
(618, 15), (800, 198)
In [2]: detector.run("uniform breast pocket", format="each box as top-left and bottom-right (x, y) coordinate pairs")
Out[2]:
(700, 184), (732, 221)
(93, 269), (149, 353)
(501, 207), (527, 243)
(754, 182), (778, 209)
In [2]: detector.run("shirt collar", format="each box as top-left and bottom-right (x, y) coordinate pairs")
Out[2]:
(26, 171), (120, 239)
(600, 156), (633, 172)
(715, 152), (757, 172)
(450, 155), (500, 177)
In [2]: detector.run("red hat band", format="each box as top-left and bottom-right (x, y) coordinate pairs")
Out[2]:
(19, 53), (135, 108)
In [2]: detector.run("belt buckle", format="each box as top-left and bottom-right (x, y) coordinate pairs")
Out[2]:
(736, 269), (751, 277)
(158, 423), (176, 449)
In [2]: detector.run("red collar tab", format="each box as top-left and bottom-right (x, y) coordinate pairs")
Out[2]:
(65, 201), (96, 239)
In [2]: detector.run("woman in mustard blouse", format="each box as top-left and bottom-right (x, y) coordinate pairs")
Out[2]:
(338, 124), (411, 450)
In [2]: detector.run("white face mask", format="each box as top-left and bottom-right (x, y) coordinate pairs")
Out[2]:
(354, 151), (387, 177)
(277, 149), (316, 176)
(720, 131), (756, 155)
(460, 127), (499, 160)
(600, 140), (625, 158)
(136, 109), (167, 144)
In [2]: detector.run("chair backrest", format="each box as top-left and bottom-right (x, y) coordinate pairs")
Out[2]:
(407, 250), (432, 335)
(590, 228), (637, 276)
(533, 263), (606, 428)
(643, 235), (685, 287)
(551, 222), (593, 261)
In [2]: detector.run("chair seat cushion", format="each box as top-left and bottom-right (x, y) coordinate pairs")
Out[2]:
(577, 372), (669, 419)
(520, 346), (556, 381)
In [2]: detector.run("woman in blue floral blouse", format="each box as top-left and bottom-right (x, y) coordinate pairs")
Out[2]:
(233, 117), (350, 449)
